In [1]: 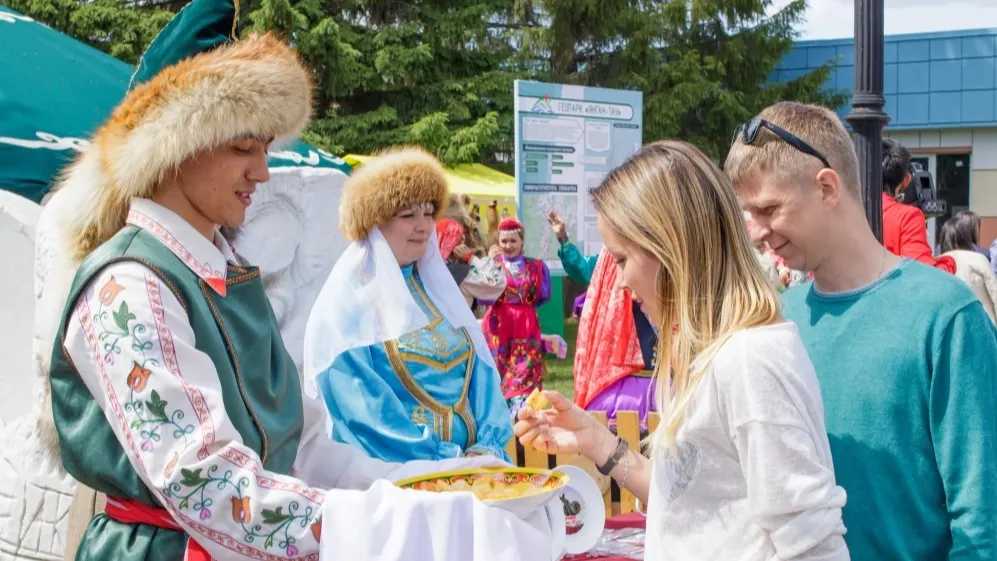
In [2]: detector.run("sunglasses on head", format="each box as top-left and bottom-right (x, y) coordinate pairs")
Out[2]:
(732, 117), (832, 170)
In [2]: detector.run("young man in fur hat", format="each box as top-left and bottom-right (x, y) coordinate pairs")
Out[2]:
(43, 1), (554, 559)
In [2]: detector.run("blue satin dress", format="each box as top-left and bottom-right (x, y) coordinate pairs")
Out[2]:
(315, 264), (513, 463)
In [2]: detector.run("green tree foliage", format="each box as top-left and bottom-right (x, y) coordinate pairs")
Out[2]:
(6, 0), (174, 64)
(244, 0), (526, 167)
(8, 0), (847, 165)
(511, 0), (849, 160)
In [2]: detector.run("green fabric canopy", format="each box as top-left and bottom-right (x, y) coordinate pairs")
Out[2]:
(129, 0), (237, 89)
(0, 4), (349, 204)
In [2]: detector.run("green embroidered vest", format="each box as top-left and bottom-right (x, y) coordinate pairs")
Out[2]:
(49, 226), (303, 560)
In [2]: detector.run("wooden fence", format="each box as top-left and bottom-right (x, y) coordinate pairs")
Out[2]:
(505, 411), (659, 517)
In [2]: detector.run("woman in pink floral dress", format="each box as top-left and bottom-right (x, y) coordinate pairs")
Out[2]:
(480, 217), (551, 415)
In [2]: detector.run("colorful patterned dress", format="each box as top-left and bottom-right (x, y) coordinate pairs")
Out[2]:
(480, 254), (551, 415)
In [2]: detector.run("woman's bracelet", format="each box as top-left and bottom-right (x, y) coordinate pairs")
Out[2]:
(595, 437), (628, 475)
(617, 452), (630, 491)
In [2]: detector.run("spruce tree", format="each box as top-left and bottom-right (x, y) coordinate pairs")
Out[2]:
(8, 0), (847, 164)
(511, 0), (848, 159)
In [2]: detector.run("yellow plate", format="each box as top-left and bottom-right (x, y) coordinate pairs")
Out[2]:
(394, 466), (569, 503)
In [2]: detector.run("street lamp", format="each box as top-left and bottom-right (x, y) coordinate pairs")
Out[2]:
(845, 0), (890, 242)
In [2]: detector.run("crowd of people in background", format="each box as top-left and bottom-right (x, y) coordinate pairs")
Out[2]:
(881, 138), (997, 324)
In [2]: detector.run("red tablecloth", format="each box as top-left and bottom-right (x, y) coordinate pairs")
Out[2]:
(602, 514), (646, 531)
(563, 513), (646, 561)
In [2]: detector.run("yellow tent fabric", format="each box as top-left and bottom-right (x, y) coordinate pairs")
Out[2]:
(344, 154), (516, 200)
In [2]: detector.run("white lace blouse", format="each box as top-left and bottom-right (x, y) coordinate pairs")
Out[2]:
(644, 322), (850, 560)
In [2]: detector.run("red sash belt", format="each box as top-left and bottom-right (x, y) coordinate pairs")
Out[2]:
(104, 495), (212, 561)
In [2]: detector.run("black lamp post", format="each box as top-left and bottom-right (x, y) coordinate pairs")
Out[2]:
(845, 0), (890, 242)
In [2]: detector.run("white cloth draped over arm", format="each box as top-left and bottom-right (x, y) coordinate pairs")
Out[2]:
(460, 255), (507, 302)
(65, 262), (549, 560)
(292, 385), (398, 490)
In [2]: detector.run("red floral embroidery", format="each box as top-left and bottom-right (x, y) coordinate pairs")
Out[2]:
(79, 270), (323, 560)
(99, 276), (124, 305)
(127, 361), (151, 391)
(231, 496), (252, 524)
(145, 274), (216, 460)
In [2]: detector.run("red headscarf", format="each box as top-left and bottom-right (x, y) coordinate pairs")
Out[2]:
(436, 219), (466, 260)
(573, 248), (645, 409)
(498, 217), (524, 233)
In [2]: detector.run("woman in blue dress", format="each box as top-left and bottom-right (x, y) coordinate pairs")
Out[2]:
(303, 147), (513, 463)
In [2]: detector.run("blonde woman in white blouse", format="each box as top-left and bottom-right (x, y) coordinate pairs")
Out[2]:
(940, 215), (997, 324)
(514, 141), (850, 560)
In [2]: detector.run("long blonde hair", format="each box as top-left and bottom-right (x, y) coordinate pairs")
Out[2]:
(590, 140), (781, 451)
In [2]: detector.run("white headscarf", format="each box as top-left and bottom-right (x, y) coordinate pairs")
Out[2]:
(302, 226), (496, 399)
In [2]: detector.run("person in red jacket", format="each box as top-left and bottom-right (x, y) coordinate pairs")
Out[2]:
(882, 138), (956, 273)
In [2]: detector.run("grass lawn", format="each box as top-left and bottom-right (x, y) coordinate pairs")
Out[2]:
(544, 320), (578, 401)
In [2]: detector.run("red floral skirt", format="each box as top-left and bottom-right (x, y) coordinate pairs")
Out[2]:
(482, 302), (545, 411)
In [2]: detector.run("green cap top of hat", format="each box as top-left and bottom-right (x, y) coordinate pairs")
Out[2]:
(129, 0), (239, 89)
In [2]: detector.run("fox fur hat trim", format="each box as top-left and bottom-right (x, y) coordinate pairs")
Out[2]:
(54, 32), (313, 263)
(339, 146), (449, 242)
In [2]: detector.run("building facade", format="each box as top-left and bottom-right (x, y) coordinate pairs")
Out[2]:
(781, 28), (997, 247)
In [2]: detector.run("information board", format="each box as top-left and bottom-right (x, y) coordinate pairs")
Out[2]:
(513, 80), (643, 274)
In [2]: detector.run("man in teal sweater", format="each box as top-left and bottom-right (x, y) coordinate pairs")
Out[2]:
(727, 102), (997, 560)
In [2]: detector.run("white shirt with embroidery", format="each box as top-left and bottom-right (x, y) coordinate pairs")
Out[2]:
(644, 322), (850, 561)
(461, 255), (506, 304)
(62, 199), (549, 561)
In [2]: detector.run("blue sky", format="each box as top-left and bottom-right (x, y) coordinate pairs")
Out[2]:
(771, 0), (997, 40)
